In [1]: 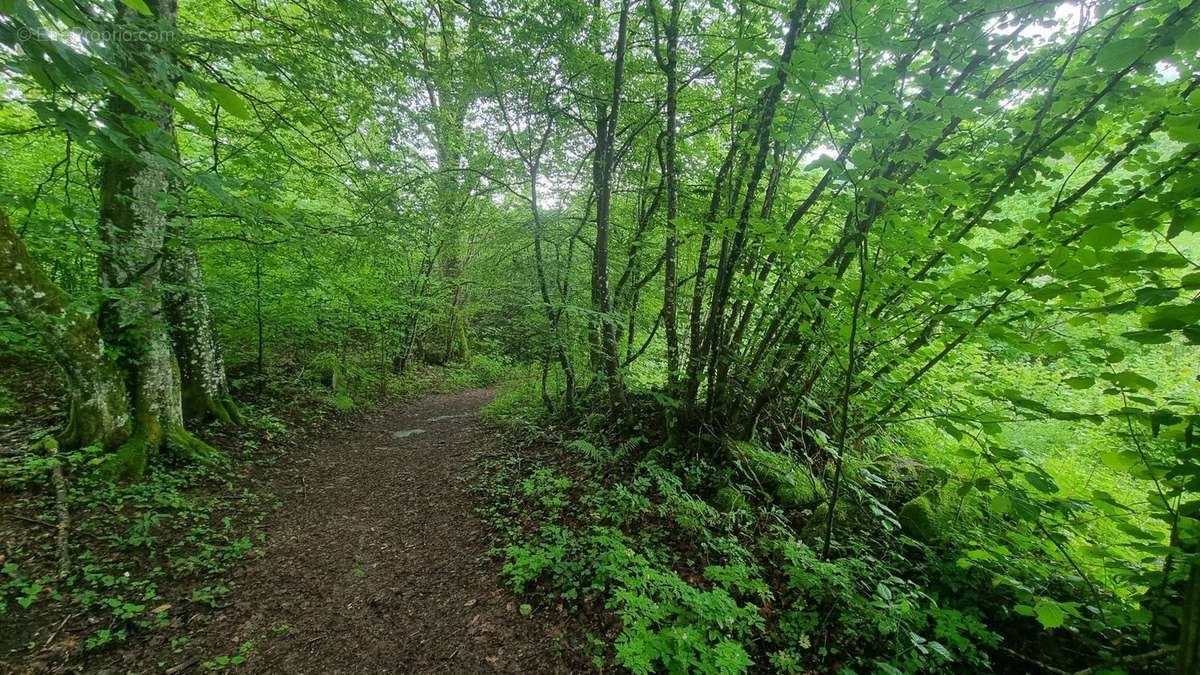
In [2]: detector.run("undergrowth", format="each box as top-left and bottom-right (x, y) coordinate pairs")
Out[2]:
(475, 381), (1173, 674)
(0, 397), (292, 664)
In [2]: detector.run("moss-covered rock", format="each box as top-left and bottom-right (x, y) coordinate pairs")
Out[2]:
(899, 494), (938, 542)
(800, 499), (855, 541)
(731, 442), (825, 509)
(776, 482), (823, 508)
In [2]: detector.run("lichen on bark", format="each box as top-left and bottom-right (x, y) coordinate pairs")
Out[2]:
(0, 211), (132, 451)
(0, 0), (230, 481)
(163, 209), (243, 426)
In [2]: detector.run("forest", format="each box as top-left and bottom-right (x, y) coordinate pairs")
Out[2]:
(1, 0), (1199, 672)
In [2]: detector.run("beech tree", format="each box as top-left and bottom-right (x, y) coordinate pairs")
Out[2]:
(1, 0), (232, 477)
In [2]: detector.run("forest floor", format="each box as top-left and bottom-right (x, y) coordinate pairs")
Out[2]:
(95, 387), (586, 674)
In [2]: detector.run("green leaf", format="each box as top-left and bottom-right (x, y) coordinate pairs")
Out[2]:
(209, 83), (252, 120)
(1095, 37), (1148, 70)
(1081, 224), (1122, 250)
(119, 0), (153, 15)
(1099, 371), (1157, 391)
(927, 640), (952, 660)
(1063, 376), (1093, 389)
(1168, 211), (1200, 239)
(1023, 471), (1059, 494)
(1122, 329), (1172, 345)
(1034, 602), (1067, 629)
(1100, 451), (1138, 471)
(171, 100), (215, 137)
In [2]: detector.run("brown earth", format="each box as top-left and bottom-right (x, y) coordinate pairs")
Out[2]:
(104, 387), (585, 674)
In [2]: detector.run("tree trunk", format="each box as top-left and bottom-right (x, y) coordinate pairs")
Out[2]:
(422, 0), (477, 364)
(661, 0), (681, 397)
(1181, 557), (1200, 675)
(164, 235), (242, 425)
(590, 0), (632, 411)
(0, 212), (131, 451)
(97, 150), (189, 478)
(92, 0), (215, 478)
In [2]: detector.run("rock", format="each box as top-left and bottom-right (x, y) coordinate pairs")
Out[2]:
(732, 441), (825, 509)
(898, 494), (938, 542)
(775, 482), (822, 509)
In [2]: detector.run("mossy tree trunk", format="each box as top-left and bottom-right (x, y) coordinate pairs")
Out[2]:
(420, 0), (478, 364)
(164, 213), (242, 426)
(0, 212), (132, 451)
(88, 0), (215, 478)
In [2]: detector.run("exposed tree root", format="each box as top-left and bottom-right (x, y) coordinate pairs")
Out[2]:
(221, 395), (245, 426)
(56, 409), (130, 453)
(100, 436), (151, 482)
(186, 390), (245, 427)
(93, 426), (222, 482)
(165, 425), (222, 465)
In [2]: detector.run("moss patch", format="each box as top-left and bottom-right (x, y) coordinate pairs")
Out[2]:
(712, 486), (748, 513)
(100, 436), (150, 482)
(732, 441), (825, 509)
(899, 494), (938, 543)
(331, 392), (355, 412)
(165, 425), (222, 464)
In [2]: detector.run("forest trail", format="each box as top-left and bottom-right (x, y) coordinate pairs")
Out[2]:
(161, 388), (575, 674)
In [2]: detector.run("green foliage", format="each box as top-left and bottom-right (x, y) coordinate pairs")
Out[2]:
(0, 563), (45, 615)
(443, 355), (514, 389)
(201, 639), (255, 671)
(3, 0), (1200, 670)
(480, 440), (1017, 673)
(0, 423), (274, 653)
(711, 486), (748, 513)
(482, 379), (549, 436)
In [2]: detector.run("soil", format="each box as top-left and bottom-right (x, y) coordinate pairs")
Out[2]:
(98, 387), (587, 674)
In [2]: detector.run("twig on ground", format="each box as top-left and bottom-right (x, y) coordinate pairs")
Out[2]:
(3, 512), (57, 528)
(42, 612), (76, 649)
(47, 441), (71, 578)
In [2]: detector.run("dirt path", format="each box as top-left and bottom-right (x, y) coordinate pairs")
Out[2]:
(161, 388), (578, 673)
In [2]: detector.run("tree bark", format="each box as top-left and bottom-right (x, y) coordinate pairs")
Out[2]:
(92, 0), (216, 478)
(590, 0), (632, 411)
(421, 0), (477, 363)
(0, 211), (131, 451)
(164, 235), (242, 425)
(1180, 557), (1200, 675)
(660, 0), (681, 396)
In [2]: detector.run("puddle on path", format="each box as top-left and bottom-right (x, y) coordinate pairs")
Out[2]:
(392, 429), (427, 439)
